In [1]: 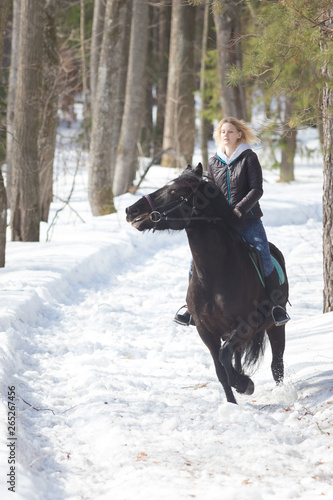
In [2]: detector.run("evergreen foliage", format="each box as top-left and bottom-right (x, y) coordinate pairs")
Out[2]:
(201, 49), (223, 123)
(57, 0), (94, 49)
(229, 0), (333, 129)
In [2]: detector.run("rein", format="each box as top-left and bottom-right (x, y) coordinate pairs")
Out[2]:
(144, 194), (191, 223)
(144, 190), (223, 228)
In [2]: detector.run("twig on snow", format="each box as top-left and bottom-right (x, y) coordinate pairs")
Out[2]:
(46, 154), (85, 242)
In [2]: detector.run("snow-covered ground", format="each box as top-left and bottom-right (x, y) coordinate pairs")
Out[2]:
(0, 122), (332, 500)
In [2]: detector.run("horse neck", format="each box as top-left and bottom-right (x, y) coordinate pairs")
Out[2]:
(185, 224), (234, 275)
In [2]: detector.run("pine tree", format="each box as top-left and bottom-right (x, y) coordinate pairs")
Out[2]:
(227, 0), (333, 312)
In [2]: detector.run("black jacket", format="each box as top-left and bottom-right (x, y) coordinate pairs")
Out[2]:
(207, 149), (263, 220)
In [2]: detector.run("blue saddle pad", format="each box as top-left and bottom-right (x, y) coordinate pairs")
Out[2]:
(248, 248), (285, 287)
(271, 256), (285, 285)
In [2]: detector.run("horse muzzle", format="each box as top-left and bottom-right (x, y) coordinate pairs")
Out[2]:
(125, 204), (151, 231)
(125, 205), (139, 222)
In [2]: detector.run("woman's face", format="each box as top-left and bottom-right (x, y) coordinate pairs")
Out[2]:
(221, 122), (242, 150)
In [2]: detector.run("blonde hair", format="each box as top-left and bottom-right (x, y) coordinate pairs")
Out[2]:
(213, 117), (261, 148)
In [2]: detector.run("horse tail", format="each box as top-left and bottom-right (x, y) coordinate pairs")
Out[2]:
(243, 329), (266, 371)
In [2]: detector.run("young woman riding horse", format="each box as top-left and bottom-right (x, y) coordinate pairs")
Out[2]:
(126, 162), (289, 403)
(175, 117), (290, 328)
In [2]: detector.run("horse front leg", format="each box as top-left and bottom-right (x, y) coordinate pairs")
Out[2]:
(266, 324), (285, 384)
(212, 357), (237, 404)
(219, 332), (255, 396)
(195, 325), (237, 404)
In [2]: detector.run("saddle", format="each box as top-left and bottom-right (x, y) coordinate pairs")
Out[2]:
(245, 240), (285, 288)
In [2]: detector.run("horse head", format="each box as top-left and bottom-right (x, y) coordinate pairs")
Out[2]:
(126, 163), (219, 231)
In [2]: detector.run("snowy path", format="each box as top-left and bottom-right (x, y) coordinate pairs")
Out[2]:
(1, 156), (332, 499)
(7, 226), (333, 500)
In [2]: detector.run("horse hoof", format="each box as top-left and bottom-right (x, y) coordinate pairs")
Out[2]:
(244, 379), (254, 395)
(235, 377), (254, 395)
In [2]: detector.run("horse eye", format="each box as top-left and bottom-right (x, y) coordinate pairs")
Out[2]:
(170, 189), (176, 195)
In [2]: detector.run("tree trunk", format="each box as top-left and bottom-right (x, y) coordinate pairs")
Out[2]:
(280, 96), (296, 182)
(213, 0), (247, 120)
(88, 0), (131, 216)
(199, 2), (210, 171)
(154, 0), (171, 157)
(10, 0), (44, 242)
(161, 0), (196, 168)
(80, 0), (89, 145)
(113, 0), (149, 196)
(0, 0), (10, 267)
(109, 0), (132, 175)
(141, 72), (153, 157)
(140, 4), (154, 157)
(38, 0), (59, 223)
(0, 173), (6, 267)
(90, 0), (106, 113)
(5, 0), (21, 207)
(321, 10), (333, 313)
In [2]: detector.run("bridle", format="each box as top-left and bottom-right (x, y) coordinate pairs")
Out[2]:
(144, 185), (223, 230)
(144, 194), (191, 223)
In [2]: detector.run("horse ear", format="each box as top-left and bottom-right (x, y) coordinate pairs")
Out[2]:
(193, 162), (203, 177)
(186, 164), (193, 171)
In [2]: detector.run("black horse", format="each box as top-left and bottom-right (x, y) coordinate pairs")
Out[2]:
(126, 164), (288, 404)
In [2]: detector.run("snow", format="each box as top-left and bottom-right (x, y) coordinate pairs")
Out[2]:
(1, 121), (332, 500)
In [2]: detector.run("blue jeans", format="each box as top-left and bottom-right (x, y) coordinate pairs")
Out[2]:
(235, 219), (274, 277)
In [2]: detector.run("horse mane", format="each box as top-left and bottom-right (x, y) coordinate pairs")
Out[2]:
(179, 170), (243, 230)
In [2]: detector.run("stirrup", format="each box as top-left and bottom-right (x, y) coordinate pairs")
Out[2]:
(174, 305), (195, 326)
(271, 305), (290, 326)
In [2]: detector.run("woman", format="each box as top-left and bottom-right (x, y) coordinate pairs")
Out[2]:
(174, 117), (290, 327)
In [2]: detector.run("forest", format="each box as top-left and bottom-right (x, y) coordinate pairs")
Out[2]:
(0, 0), (332, 311)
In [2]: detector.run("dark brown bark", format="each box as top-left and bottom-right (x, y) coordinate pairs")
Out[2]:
(154, 0), (171, 157)
(199, 2), (210, 170)
(141, 72), (153, 157)
(39, 0), (59, 222)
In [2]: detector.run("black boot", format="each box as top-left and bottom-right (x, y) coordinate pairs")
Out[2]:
(174, 305), (195, 326)
(174, 268), (195, 326)
(265, 268), (290, 326)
